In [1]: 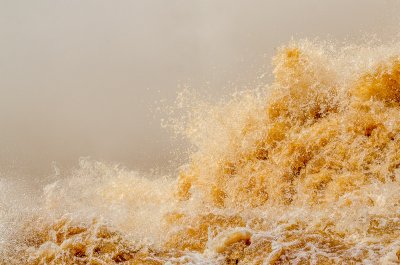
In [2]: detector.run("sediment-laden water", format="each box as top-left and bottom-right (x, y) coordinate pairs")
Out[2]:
(2, 39), (400, 264)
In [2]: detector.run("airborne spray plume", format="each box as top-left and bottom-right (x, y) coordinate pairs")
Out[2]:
(2, 39), (400, 264)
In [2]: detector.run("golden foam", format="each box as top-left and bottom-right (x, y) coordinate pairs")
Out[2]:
(3, 40), (400, 264)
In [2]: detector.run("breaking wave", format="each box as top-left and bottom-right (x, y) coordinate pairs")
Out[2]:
(2, 39), (400, 264)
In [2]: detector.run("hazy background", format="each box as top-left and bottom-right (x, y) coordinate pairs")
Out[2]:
(0, 0), (399, 177)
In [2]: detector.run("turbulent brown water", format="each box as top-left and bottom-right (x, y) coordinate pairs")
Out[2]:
(2, 39), (400, 264)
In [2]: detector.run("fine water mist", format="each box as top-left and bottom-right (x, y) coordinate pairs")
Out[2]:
(2, 1), (400, 264)
(0, 0), (399, 176)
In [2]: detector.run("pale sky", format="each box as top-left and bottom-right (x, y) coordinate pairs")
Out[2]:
(0, 0), (399, 176)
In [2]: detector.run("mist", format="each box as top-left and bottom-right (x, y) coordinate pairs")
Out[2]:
(0, 0), (399, 177)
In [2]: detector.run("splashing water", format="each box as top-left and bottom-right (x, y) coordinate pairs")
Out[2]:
(2, 39), (400, 264)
